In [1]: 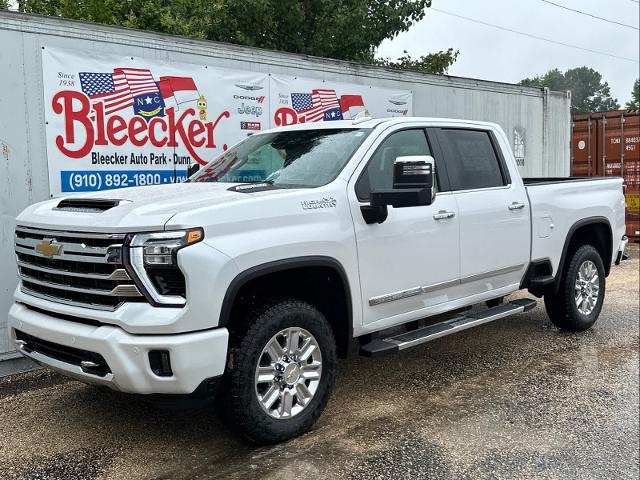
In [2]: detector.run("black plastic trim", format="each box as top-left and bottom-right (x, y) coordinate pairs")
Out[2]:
(136, 376), (222, 407)
(523, 176), (622, 186)
(15, 329), (111, 377)
(553, 216), (613, 292)
(149, 350), (173, 377)
(55, 198), (120, 212)
(218, 255), (353, 340)
(510, 298), (538, 312)
(360, 204), (388, 224)
(359, 338), (399, 357)
(520, 258), (554, 289)
(370, 187), (431, 208)
(425, 127), (452, 193)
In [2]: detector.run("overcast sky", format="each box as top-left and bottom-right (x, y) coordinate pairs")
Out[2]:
(377, 0), (640, 105)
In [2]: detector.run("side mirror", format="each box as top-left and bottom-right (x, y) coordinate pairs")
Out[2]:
(392, 155), (435, 192)
(361, 156), (436, 224)
(187, 163), (201, 178)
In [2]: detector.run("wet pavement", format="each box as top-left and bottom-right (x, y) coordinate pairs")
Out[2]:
(0, 246), (638, 480)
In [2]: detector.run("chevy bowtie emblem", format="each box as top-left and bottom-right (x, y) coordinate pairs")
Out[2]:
(35, 239), (63, 258)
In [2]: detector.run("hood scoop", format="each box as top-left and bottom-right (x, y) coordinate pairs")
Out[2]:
(54, 198), (126, 213)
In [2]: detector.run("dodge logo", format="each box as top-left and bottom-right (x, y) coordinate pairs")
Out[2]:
(35, 239), (63, 258)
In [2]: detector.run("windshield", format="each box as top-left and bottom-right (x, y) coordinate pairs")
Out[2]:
(190, 128), (370, 187)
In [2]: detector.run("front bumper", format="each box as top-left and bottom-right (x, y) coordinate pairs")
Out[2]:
(8, 302), (229, 395)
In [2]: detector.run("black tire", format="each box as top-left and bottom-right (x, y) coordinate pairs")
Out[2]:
(544, 244), (606, 331)
(220, 299), (337, 444)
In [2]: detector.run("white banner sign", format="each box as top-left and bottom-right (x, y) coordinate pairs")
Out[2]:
(42, 46), (268, 195)
(42, 47), (413, 195)
(269, 74), (412, 127)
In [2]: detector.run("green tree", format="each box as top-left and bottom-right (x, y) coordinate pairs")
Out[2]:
(374, 48), (459, 74)
(520, 67), (620, 114)
(16, 0), (457, 74)
(626, 79), (640, 109)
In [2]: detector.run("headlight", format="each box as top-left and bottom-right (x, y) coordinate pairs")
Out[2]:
(125, 228), (203, 306)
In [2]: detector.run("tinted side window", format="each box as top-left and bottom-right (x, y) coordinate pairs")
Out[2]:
(440, 129), (506, 191)
(356, 129), (431, 200)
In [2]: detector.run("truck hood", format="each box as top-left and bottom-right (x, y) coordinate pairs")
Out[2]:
(16, 183), (296, 232)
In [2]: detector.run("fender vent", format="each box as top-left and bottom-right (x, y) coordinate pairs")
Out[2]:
(55, 198), (121, 213)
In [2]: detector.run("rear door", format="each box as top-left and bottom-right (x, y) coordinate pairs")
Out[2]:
(434, 127), (530, 296)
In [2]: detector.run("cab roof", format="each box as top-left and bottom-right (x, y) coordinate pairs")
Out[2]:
(264, 116), (499, 133)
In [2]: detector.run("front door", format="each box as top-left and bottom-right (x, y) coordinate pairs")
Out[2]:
(348, 127), (461, 327)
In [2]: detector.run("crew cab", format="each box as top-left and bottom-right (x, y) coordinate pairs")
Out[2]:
(9, 117), (627, 444)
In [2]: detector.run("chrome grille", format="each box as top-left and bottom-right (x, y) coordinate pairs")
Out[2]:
(15, 226), (143, 311)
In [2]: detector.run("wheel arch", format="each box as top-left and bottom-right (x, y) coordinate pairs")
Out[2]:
(219, 256), (353, 358)
(554, 216), (613, 292)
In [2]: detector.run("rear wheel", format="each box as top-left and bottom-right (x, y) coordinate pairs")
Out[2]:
(544, 244), (605, 331)
(220, 299), (337, 444)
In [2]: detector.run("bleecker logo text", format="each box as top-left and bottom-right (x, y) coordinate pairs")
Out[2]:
(52, 90), (230, 165)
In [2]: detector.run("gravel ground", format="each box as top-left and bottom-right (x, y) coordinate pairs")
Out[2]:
(0, 246), (638, 480)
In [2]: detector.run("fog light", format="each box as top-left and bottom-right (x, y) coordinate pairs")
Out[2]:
(149, 350), (173, 377)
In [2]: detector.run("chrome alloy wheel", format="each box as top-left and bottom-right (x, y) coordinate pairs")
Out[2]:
(575, 260), (600, 315)
(254, 327), (322, 419)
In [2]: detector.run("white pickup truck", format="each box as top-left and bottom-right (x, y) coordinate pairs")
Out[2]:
(9, 117), (627, 443)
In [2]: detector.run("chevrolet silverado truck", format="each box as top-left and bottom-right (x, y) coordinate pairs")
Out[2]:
(9, 117), (628, 444)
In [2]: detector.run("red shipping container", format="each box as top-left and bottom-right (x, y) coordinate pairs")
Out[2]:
(572, 109), (640, 241)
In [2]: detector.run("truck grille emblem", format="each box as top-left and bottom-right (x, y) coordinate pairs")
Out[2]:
(35, 239), (63, 258)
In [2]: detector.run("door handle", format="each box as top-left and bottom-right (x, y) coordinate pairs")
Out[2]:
(433, 210), (455, 220)
(508, 202), (526, 211)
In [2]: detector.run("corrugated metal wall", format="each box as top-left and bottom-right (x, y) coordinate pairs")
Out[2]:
(0, 12), (571, 361)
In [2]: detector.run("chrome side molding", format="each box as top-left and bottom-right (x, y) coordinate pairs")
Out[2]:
(369, 264), (525, 306)
(369, 287), (422, 306)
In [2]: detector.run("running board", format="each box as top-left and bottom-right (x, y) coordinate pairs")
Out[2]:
(359, 298), (537, 357)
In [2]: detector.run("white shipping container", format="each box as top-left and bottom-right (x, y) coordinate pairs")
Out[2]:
(0, 12), (571, 364)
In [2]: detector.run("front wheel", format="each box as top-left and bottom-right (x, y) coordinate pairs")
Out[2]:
(220, 299), (337, 444)
(544, 244), (606, 331)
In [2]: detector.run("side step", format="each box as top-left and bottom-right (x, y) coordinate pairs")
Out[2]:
(359, 298), (537, 357)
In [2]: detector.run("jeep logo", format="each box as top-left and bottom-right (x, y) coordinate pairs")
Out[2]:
(237, 103), (263, 117)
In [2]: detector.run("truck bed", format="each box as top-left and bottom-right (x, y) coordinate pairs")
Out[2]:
(524, 175), (625, 277)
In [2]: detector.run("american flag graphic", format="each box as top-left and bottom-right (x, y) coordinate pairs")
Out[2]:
(291, 89), (343, 122)
(79, 68), (159, 115)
